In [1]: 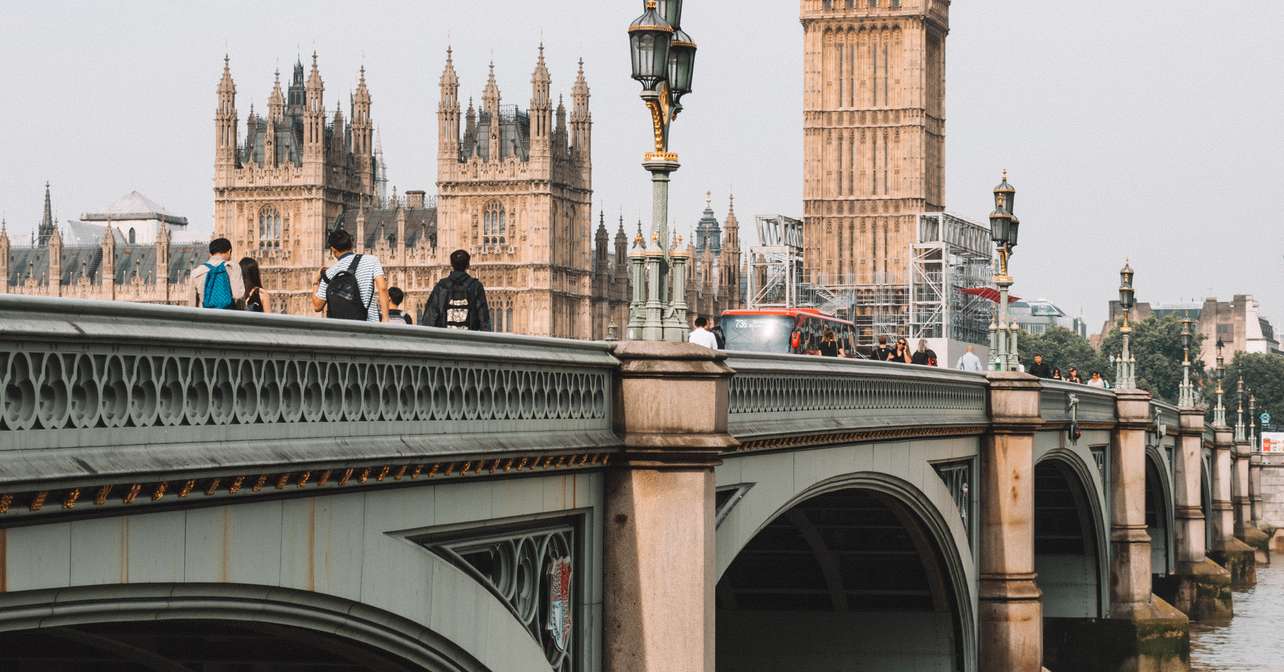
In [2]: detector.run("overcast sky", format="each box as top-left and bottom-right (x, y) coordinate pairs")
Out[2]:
(1, 1), (1281, 331)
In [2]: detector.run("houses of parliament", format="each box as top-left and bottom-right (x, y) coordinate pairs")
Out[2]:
(1, 48), (742, 339)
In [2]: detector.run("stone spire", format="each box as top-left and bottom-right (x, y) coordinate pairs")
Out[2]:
(352, 65), (373, 160)
(596, 209), (610, 256)
(464, 97), (478, 156)
(268, 67), (285, 122)
(529, 43), (552, 158)
(37, 181), (56, 246)
(375, 126), (389, 207)
(483, 62), (501, 161)
(215, 55), (238, 168)
(723, 194), (741, 308)
(723, 193), (741, 253)
(570, 58), (591, 162)
(304, 51), (325, 162)
(439, 47), (461, 161)
(694, 191), (718, 256)
(554, 94), (568, 153)
(614, 213), (629, 284)
(288, 56), (306, 110)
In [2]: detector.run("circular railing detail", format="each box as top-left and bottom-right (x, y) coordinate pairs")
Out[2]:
(0, 350), (611, 433)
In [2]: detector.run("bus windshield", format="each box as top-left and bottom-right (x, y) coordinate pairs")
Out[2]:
(721, 315), (797, 353)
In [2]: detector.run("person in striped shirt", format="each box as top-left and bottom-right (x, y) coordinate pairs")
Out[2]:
(311, 229), (390, 323)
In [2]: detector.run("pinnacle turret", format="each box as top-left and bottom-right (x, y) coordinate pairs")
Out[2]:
(37, 182), (56, 247)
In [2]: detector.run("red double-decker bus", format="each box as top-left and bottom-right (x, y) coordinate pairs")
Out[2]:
(719, 308), (860, 356)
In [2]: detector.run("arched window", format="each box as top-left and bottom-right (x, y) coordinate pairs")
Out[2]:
(259, 205), (282, 252)
(483, 201), (506, 248)
(127, 227), (136, 245)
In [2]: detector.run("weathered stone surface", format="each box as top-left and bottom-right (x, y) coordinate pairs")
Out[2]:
(1044, 596), (1190, 672)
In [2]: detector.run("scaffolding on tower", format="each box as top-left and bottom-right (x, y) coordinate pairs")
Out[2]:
(747, 211), (993, 358)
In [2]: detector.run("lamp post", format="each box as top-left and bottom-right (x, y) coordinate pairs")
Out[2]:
(627, 0), (698, 342)
(1249, 391), (1257, 449)
(988, 171), (1020, 371)
(1234, 375), (1246, 442)
(1213, 339), (1227, 427)
(1179, 316), (1196, 408)
(1115, 261), (1137, 390)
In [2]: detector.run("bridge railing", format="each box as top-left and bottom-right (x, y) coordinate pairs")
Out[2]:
(0, 296), (618, 489)
(1038, 379), (1116, 427)
(723, 352), (991, 448)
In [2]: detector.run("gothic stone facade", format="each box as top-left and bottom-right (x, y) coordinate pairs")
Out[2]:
(1, 52), (634, 338)
(686, 194), (743, 321)
(436, 48), (628, 338)
(1, 185), (204, 305)
(800, 0), (949, 287)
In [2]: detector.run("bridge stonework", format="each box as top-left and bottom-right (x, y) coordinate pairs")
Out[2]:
(0, 296), (1270, 671)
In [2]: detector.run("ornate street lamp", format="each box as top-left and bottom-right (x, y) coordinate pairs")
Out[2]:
(988, 171), (1020, 371)
(1179, 316), (1197, 408)
(1235, 375), (1247, 442)
(627, 0), (699, 342)
(1115, 260), (1137, 390)
(1249, 391), (1258, 448)
(1213, 339), (1227, 427)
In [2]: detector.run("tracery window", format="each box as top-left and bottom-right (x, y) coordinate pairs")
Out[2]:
(483, 200), (506, 248)
(259, 205), (282, 252)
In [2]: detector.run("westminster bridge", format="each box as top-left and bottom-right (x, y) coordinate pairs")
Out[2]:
(0, 296), (1277, 672)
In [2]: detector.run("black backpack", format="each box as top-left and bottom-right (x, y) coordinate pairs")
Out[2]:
(324, 254), (370, 321)
(444, 278), (473, 330)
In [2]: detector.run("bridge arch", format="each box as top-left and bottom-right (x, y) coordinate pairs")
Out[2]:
(1201, 450), (1215, 552)
(0, 583), (488, 671)
(715, 470), (977, 672)
(1145, 445), (1177, 577)
(1033, 448), (1109, 620)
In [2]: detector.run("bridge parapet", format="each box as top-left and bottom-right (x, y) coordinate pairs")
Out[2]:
(1038, 379), (1116, 428)
(0, 296), (618, 518)
(723, 353), (990, 450)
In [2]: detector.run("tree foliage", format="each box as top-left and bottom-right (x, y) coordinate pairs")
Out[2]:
(1016, 327), (1110, 382)
(1224, 353), (1284, 431)
(1098, 315), (1207, 403)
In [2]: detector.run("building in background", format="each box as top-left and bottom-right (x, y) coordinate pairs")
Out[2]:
(1101, 296), (1281, 367)
(212, 54), (380, 315)
(1, 184), (205, 304)
(797, 0), (985, 361)
(686, 193), (743, 321)
(434, 47), (626, 338)
(2, 50), (633, 339)
(1010, 298), (1087, 337)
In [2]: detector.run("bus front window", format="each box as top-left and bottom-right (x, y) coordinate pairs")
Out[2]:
(721, 315), (798, 353)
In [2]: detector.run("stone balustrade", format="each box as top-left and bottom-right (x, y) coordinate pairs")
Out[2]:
(0, 296), (618, 502)
(724, 352), (990, 449)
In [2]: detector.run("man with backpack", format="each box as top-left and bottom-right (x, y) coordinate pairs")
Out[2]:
(312, 229), (390, 323)
(424, 249), (491, 331)
(190, 237), (245, 310)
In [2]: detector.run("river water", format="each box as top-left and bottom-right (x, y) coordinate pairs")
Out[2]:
(1190, 553), (1284, 671)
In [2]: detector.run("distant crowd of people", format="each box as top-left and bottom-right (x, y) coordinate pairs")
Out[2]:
(1025, 353), (1111, 388)
(189, 232), (492, 331)
(684, 317), (1114, 387)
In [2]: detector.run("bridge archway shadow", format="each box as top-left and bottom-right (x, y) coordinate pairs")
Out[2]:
(715, 481), (969, 672)
(1145, 449), (1175, 580)
(0, 584), (491, 672)
(1035, 454), (1108, 668)
(0, 620), (424, 672)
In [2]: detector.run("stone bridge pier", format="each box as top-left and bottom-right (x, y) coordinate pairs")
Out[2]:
(0, 297), (1273, 672)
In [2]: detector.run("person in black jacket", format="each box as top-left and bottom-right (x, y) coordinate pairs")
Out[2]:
(1028, 353), (1053, 379)
(423, 249), (492, 331)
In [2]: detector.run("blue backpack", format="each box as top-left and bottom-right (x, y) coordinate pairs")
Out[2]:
(202, 262), (235, 309)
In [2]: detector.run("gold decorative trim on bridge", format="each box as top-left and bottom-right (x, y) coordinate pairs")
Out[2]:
(733, 424), (991, 454)
(0, 450), (616, 523)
